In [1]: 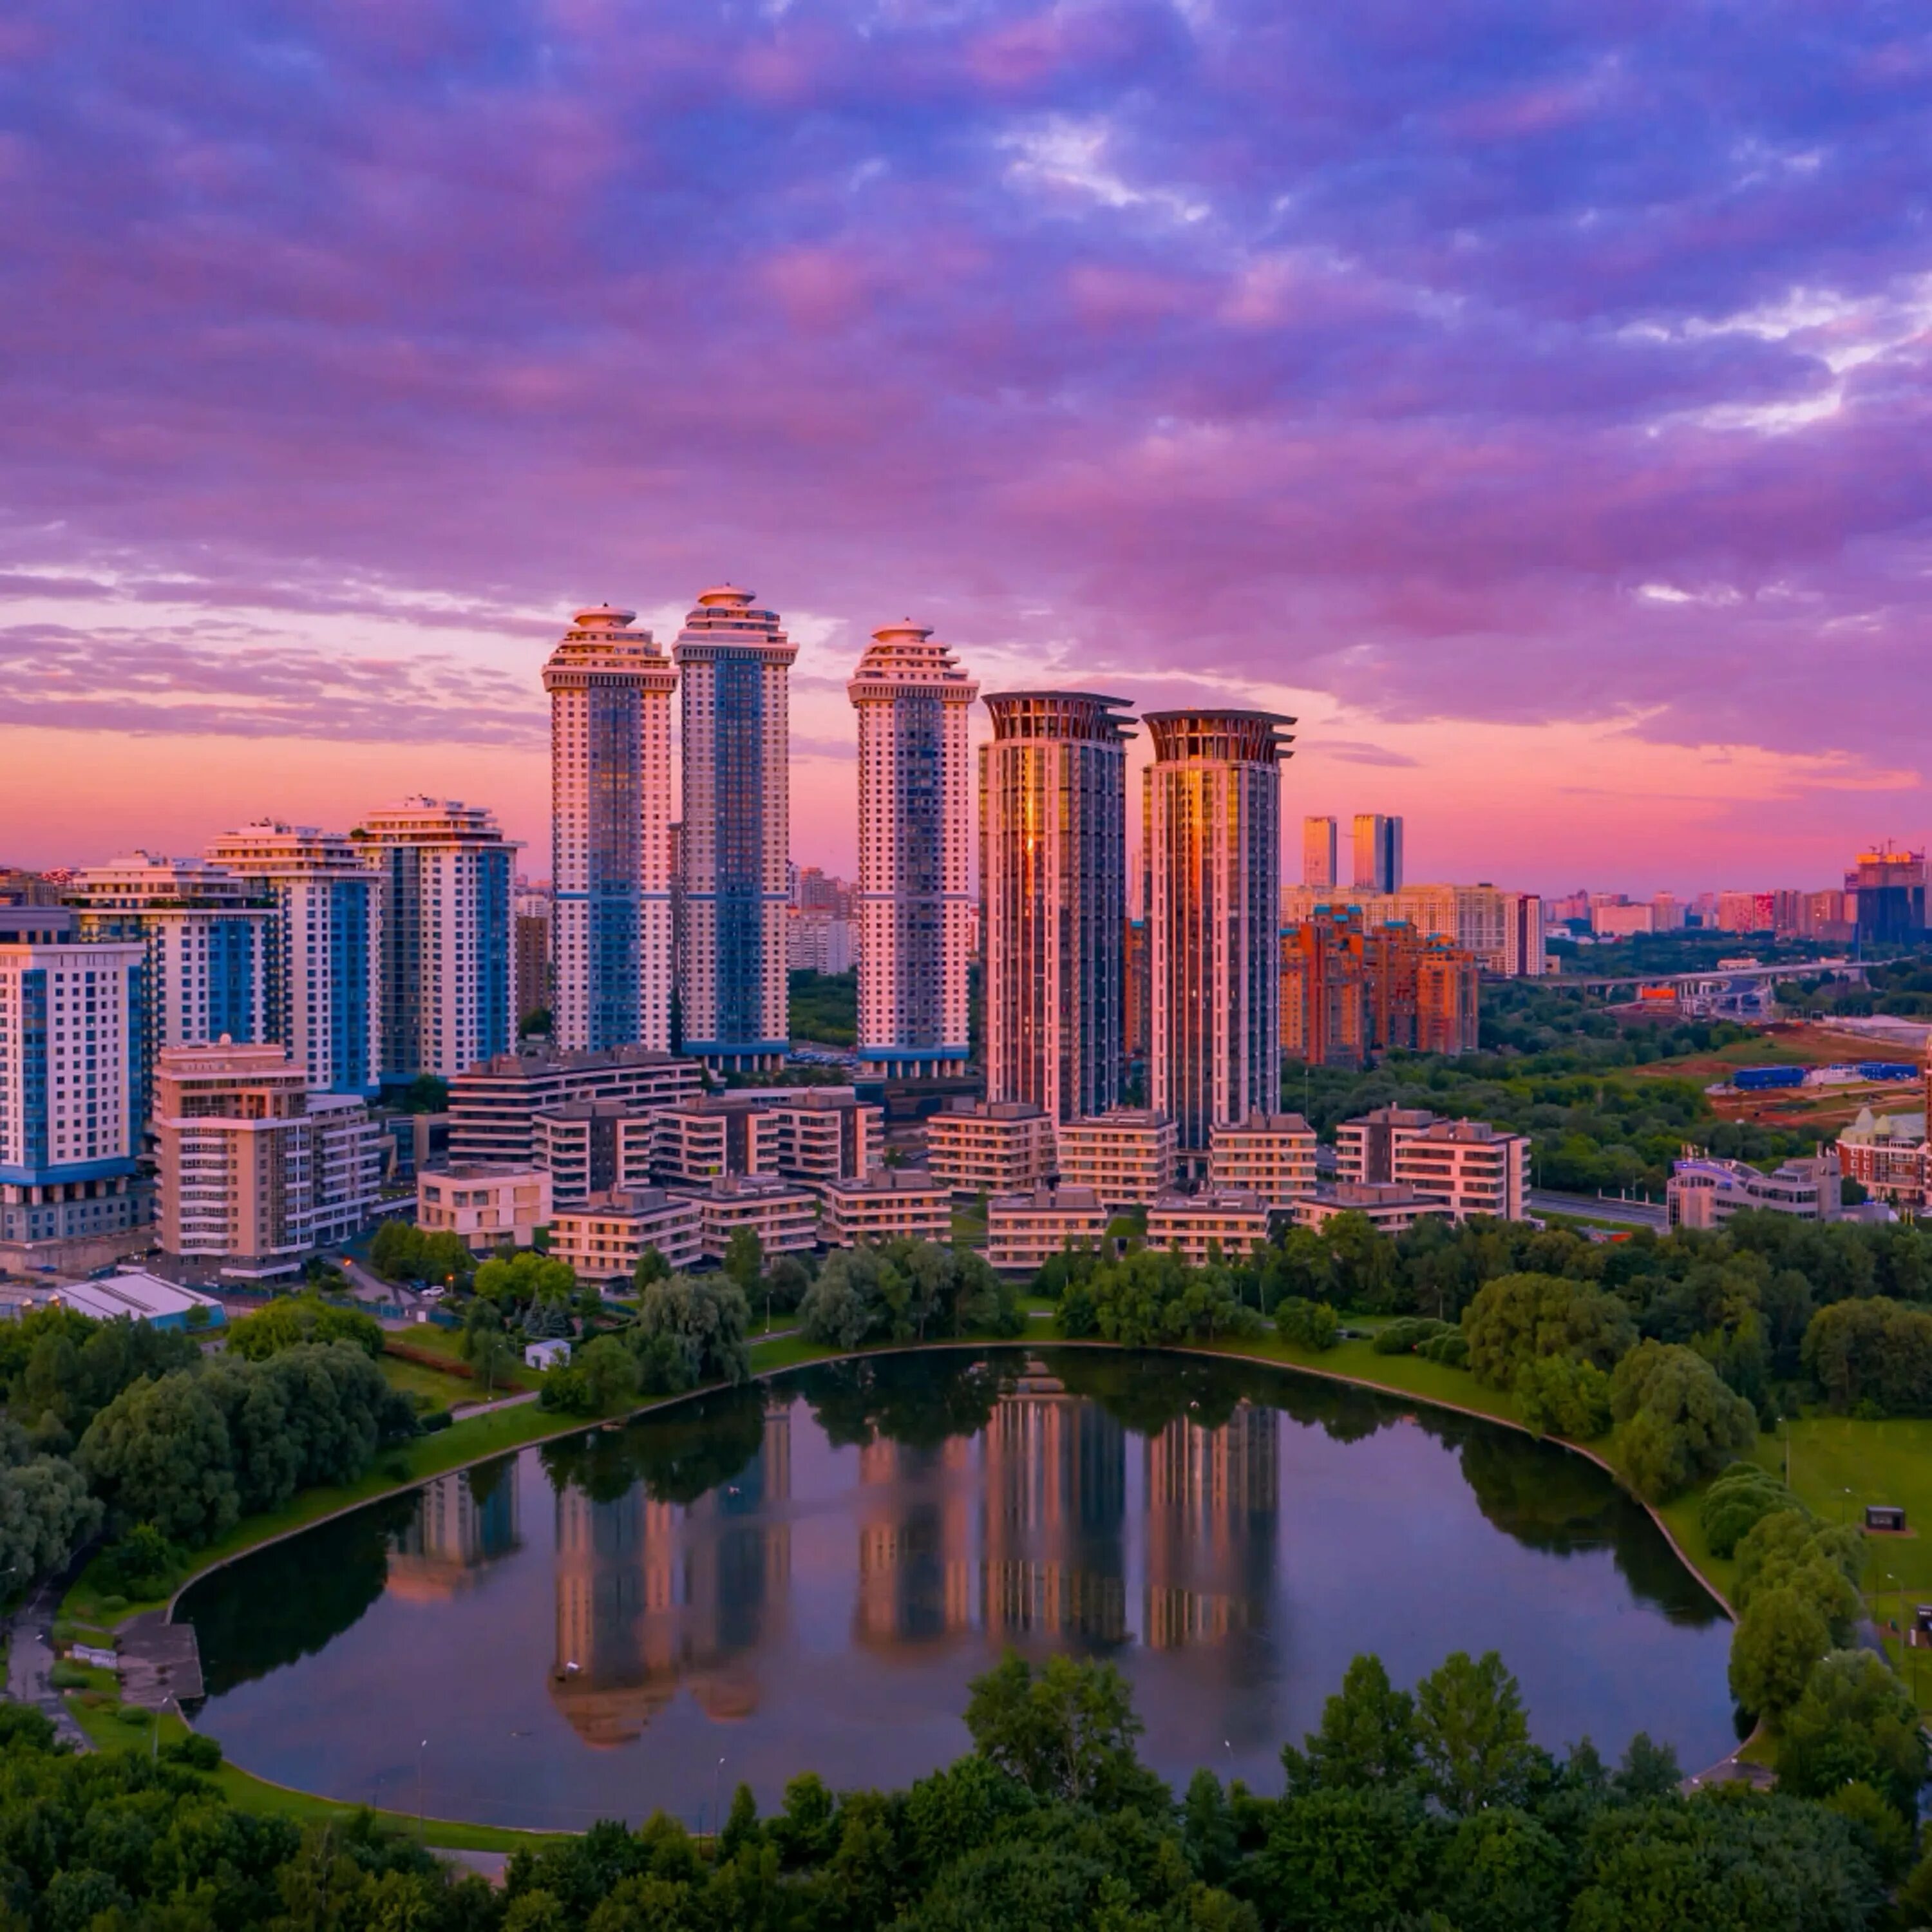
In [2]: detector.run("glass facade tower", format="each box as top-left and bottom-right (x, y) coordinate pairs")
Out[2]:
(982, 692), (1133, 1124)
(849, 622), (978, 1077)
(543, 605), (677, 1054)
(675, 587), (797, 1072)
(1144, 712), (1294, 1156)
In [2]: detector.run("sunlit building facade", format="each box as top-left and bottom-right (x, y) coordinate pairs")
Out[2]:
(982, 692), (1133, 1123)
(1144, 710), (1292, 1158)
(676, 587), (796, 1070)
(848, 621), (976, 1077)
(542, 604), (677, 1054)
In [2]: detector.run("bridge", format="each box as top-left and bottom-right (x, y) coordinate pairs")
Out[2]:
(1555, 958), (1867, 1019)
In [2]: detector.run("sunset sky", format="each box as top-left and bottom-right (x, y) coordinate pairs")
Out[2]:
(2, 1), (1927, 895)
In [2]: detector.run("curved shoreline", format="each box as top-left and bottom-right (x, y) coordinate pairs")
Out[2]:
(146, 1329), (1747, 1830)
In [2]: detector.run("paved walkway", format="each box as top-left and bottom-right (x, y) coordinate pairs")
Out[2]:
(5, 1573), (91, 1751)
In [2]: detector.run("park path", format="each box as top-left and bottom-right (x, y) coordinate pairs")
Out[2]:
(5, 1572), (91, 1752)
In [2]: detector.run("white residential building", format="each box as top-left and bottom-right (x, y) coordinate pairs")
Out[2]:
(357, 797), (519, 1082)
(675, 586), (797, 1071)
(0, 913), (147, 1264)
(205, 821), (382, 1094)
(848, 621), (977, 1077)
(542, 604), (677, 1054)
(70, 853), (273, 1083)
(1336, 1106), (1530, 1222)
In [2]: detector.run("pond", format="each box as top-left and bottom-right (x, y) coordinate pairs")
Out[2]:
(180, 1350), (1739, 1832)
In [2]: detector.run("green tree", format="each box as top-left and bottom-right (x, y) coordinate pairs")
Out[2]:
(465, 1325), (518, 1399)
(1413, 1650), (1537, 1814)
(632, 1273), (752, 1387)
(77, 1372), (239, 1544)
(632, 1245), (671, 1292)
(1512, 1353), (1612, 1439)
(1437, 1806), (1567, 1932)
(1610, 1339), (1757, 1502)
(1728, 1587), (1830, 1724)
(575, 1333), (638, 1412)
(1282, 1653), (1419, 1795)
(1256, 1785), (1433, 1932)
(1776, 1649), (1929, 1816)
(1463, 1273), (1634, 1390)
(723, 1226), (765, 1297)
(963, 1651), (1154, 1808)
(0, 1451), (102, 1584)
(225, 1293), (385, 1361)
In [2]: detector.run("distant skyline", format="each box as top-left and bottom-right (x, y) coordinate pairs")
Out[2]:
(2, 2), (1926, 893)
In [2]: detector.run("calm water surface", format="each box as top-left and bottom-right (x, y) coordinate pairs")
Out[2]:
(182, 1350), (1738, 1830)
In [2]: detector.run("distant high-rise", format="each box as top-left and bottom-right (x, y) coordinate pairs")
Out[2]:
(675, 587), (797, 1072)
(1302, 816), (1337, 889)
(70, 853), (273, 1082)
(1352, 813), (1403, 893)
(983, 692), (1133, 1123)
(1846, 844), (1927, 947)
(1145, 712), (1293, 1155)
(205, 822), (380, 1095)
(848, 621), (977, 1077)
(542, 605), (677, 1055)
(357, 797), (519, 1082)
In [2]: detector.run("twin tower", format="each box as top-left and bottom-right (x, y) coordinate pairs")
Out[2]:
(544, 592), (1294, 1157)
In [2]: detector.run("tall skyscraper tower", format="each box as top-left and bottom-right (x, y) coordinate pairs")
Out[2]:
(675, 586), (797, 1072)
(1302, 816), (1336, 889)
(1352, 813), (1404, 893)
(1145, 712), (1293, 1157)
(357, 797), (520, 1082)
(204, 822), (381, 1095)
(982, 692), (1133, 1123)
(542, 605), (677, 1055)
(848, 621), (978, 1078)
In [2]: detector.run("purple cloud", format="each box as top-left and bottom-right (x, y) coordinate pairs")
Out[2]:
(0, 0), (1923, 820)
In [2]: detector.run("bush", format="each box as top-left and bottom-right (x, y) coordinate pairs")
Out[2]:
(417, 1408), (454, 1434)
(1276, 1298), (1340, 1351)
(1417, 1331), (1469, 1368)
(48, 1662), (91, 1689)
(224, 1294), (384, 1362)
(94, 1523), (184, 1601)
(1374, 1318), (1454, 1356)
(539, 1367), (596, 1416)
(161, 1732), (223, 1770)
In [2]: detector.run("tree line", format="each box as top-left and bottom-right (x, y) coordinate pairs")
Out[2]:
(2, 1641), (1924, 1931)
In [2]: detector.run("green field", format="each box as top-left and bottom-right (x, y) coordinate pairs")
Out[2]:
(379, 1353), (476, 1410)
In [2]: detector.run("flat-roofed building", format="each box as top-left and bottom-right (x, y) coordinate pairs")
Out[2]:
(550, 1188), (701, 1283)
(1147, 1189), (1276, 1265)
(1208, 1112), (1318, 1207)
(417, 1164), (551, 1254)
(449, 1045), (699, 1167)
(688, 1173), (818, 1262)
(45, 1270), (226, 1331)
(1056, 1109), (1178, 1208)
(651, 1095), (783, 1186)
(1291, 1182), (1453, 1235)
(764, 1092), (881, 1186)
(819, 1170), (952, 1247)
(153, 1038), (381, 1277)
(531, 1099), (634, 1208)
(1337, 1106), (1528, 1221)
(987, 1186), (1109, 1272)
(927, 1098), (1056, 1197)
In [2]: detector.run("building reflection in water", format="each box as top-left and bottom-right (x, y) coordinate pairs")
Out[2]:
(981, 1359), (1127, 1645)
(854, 1435), (976, 1651)
(1143, 1402), (1280, 1651)
(386, 1463), (522, 1602)
(550, 1400), (793, 1747)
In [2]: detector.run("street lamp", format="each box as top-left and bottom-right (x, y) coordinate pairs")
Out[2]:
(713, 1755), (726, 1846)
(418, 1739), (428, 1838)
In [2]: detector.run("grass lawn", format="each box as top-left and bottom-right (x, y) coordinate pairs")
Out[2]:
(388, 1325), (541, 1392)
(63, 1694), (556, 1852)
(1770, 1414), (1932, 1711)
(379, 1354), (476, 1410)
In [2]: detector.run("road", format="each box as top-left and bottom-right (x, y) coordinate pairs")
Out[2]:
(1529, 1189), (1668, 1231)
(5, 1571), (91, 1751)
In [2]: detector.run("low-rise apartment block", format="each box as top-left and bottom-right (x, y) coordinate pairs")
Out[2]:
(153, 1039), (381, 1278)
(1056, 1109), (1178, 1208)
(1336, 1106), (1529, 1221)
(648, 1088), (882, 1188)
(531, 1099), (634, 1206)
(764, 1091), (881, 1186)
(927, 1098), (1056, 1197)
(1208, 1112), (1318, 1206)
(448, 1044), (700, 1166)
(1147, 1189), (1276, 1265)
(549, 1188), (703, 1283)
(1837, 1104), (1927, 1211)
(651, 1095), (783, 1185)
(688, 1173), (819, 1262)
(1290, 1182), (1454, 1235)
(818, 1169), (952, 1247)
(417, 1164), (551, 1254)
(987, 1186), (1110, 1272)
